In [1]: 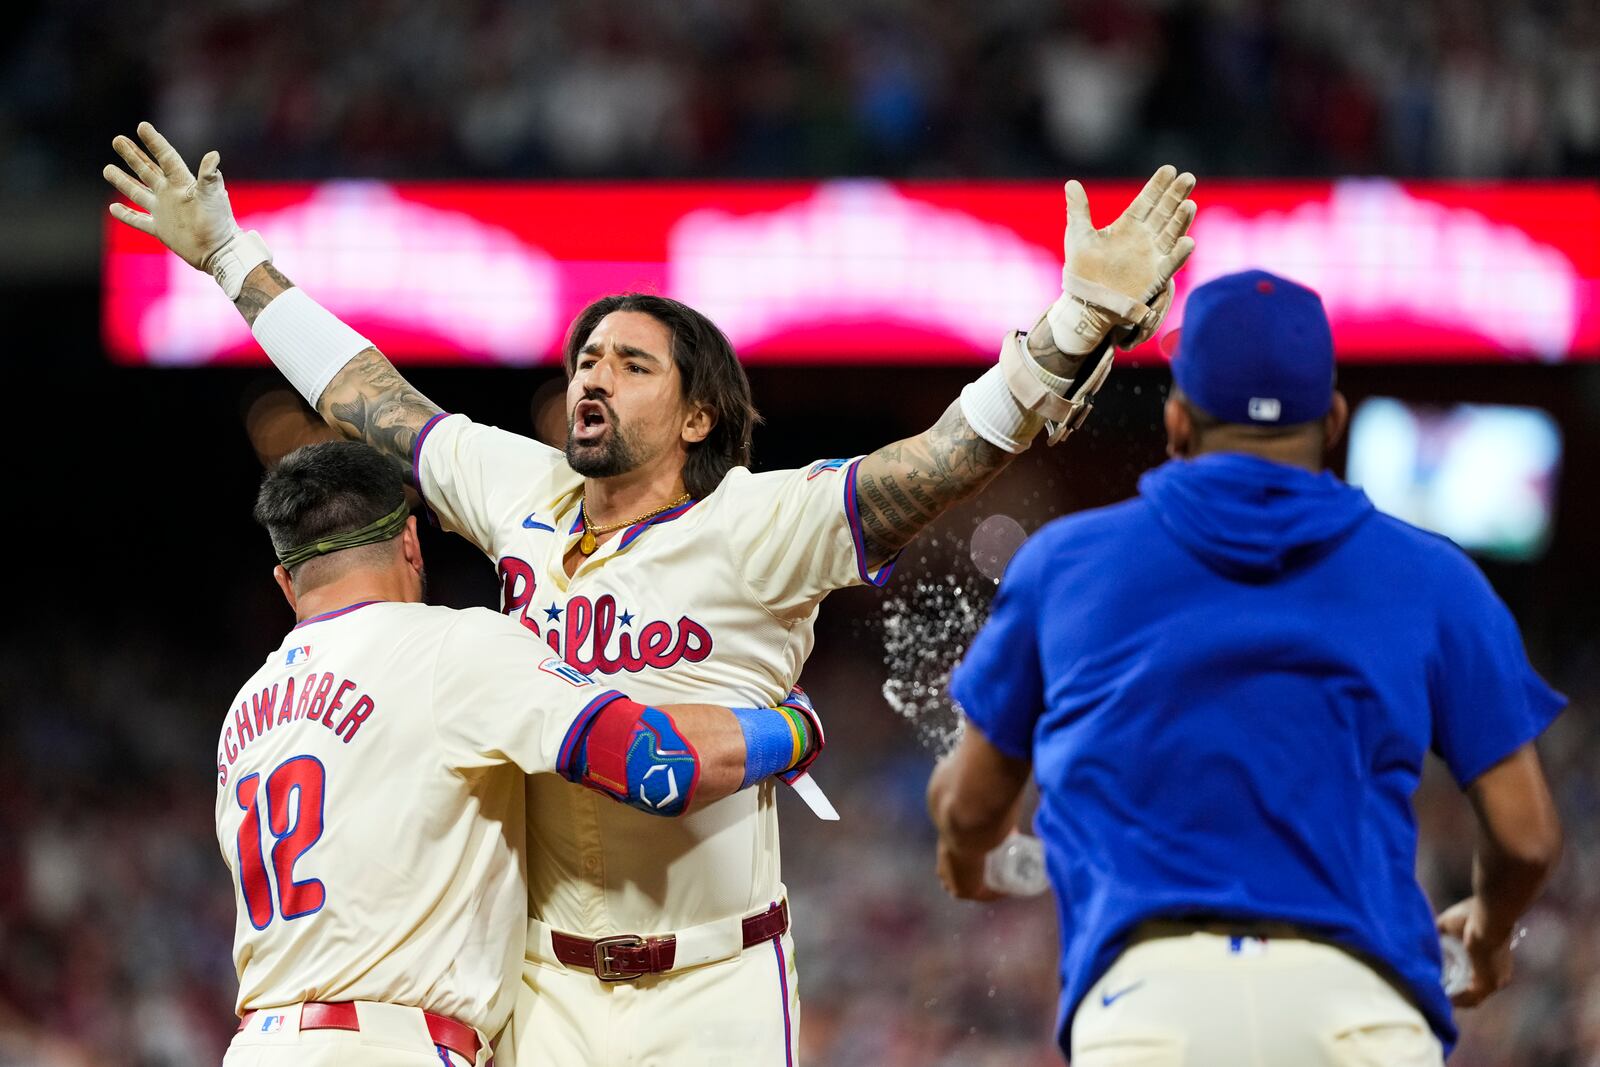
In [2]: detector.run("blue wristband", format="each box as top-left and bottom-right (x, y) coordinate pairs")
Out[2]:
(733, 706), (800, 788)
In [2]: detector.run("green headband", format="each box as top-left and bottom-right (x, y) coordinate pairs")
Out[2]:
(275, 500), (411, 570)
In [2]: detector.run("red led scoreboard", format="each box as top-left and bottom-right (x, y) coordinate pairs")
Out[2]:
(103, 180), (1600, 365)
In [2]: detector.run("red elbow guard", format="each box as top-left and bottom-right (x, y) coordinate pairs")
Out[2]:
(558, 694), (701, 817)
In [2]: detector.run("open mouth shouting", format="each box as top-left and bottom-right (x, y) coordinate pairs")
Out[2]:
(566, 394), (640, 477)
(571, 399), (613, 446)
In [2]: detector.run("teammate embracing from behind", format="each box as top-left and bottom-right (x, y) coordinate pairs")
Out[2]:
(216, 440), (822, 1066)
(105, 122), (1196, 1066)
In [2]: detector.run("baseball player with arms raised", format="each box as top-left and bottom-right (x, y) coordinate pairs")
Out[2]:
(105, 121), (1196, 1066)
(218, 439), (823, 1067)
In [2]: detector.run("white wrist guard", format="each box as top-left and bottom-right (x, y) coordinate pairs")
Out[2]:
(206, 229), (273, 300)
(960, 362), (1045, 454)
(251, 287), (376, 407)
(998, 330), (1114, 446)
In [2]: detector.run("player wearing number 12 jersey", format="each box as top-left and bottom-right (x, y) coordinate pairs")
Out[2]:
(218, 441), (823, 1067)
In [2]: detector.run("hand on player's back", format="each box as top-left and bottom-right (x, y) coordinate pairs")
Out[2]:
(103, 121), (240, 271)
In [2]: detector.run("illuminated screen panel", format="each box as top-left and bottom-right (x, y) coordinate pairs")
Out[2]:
(102, 180), (1600, 366)
(1346, 398), (1562, 562)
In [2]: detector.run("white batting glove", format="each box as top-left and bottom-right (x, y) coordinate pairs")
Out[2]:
(102, 121), (270, 299)
(1030, 166), (1197, 361)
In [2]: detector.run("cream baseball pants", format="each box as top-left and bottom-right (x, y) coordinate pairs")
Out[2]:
(1071, 931), (1445, 1066)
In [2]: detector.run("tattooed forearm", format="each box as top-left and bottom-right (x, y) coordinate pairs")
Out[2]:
(853, 399), (1011, 564)
(316, 350), (444, 478)
(233, 263), (296, 327)
(230, 262), (441, 478)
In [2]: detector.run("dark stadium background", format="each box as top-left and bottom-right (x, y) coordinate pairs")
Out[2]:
(3, 1), (1598, 1063)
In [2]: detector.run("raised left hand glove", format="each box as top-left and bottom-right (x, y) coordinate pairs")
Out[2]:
(986, 167), (1194, 447)
(1033, 166), (1197, 360)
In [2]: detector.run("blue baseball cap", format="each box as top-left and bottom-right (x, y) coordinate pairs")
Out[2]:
(1164, 269), (1335, 425)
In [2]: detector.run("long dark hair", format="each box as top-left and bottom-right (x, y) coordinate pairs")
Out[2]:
(563, 293), (759, 498)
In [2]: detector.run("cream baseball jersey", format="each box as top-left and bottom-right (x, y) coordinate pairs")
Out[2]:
(414, 413), (893, 935)
(214, 599), (620, 1035)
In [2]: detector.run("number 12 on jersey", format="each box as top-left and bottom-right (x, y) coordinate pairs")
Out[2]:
(235, 755), (328, 928)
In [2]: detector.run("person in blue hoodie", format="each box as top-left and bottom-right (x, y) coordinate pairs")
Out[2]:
(926, 269), (1565, 1066)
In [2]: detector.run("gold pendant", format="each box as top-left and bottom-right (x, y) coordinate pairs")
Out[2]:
(579, 530), (598, 555)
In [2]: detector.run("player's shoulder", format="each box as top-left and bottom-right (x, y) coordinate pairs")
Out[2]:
(230, 652), (286, 709)
(437, 607), (570, 669)
(430, 603), (540, 640)
(1028, 496), (1155, 550)
(1363, 508), (1467, 558)
(430, 414), (575, 479)
(1359, 510), (1500, 599)
(689, 463), (766, 516)
(435, 412), (550, 452)
(1001, 498), (1156, 580)
(704, 457), (855, 503)
(300, 600), (517, 646)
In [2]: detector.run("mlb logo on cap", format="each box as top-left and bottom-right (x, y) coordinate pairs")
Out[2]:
(1247, 397), (1282, 422)
(1164, 269), (1335, 425)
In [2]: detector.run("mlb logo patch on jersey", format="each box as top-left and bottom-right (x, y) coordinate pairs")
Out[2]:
(807, 458), (849, 480)
(285, 645), (312, 666)
(258, 1014), (285, 1034)
(538, 657), (597, 688)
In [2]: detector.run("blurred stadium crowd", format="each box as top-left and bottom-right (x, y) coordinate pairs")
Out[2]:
(1, 557), (1596, 1067)
(8, 0), (1599, 192)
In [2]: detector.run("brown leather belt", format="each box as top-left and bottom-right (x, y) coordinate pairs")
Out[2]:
(237, 1001), (481, 1062)
(550, 900), (789, 981)
(1130, 917), (1322, 944)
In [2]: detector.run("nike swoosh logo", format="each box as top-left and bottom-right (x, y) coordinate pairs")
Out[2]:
(1100, 980), (1144, 1007)
(522, 515), (555, 531)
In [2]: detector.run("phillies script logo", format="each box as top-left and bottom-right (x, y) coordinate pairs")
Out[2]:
(498, 557), (712, 674)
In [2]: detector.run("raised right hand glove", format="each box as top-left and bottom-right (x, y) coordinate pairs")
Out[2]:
(103, 121), (270, 298)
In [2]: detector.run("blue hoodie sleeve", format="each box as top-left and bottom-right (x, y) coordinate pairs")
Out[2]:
(1428, 555), (1566, 787)
(948, 535), (1048, 761)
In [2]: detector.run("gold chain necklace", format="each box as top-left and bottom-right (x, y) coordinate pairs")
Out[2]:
(577, 493), (690, 556)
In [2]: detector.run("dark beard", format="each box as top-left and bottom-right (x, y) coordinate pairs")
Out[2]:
(565, 406), (641, 478)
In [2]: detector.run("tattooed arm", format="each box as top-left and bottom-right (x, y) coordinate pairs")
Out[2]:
(853, 400), (1015, 568)
(233, 263), (443, 480)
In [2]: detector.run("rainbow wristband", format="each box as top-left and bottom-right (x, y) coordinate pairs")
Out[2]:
(733, 705), (812, 788)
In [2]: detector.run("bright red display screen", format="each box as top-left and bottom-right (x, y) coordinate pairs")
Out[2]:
(102, 180), (1600, 365)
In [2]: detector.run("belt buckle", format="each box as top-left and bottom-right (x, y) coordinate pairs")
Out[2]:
(592, 934), (647, 982)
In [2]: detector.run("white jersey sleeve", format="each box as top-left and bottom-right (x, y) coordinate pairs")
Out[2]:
(721, 457), (897, 619)
(414, 413), (569, 554)
(430, 608), (622, 776)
